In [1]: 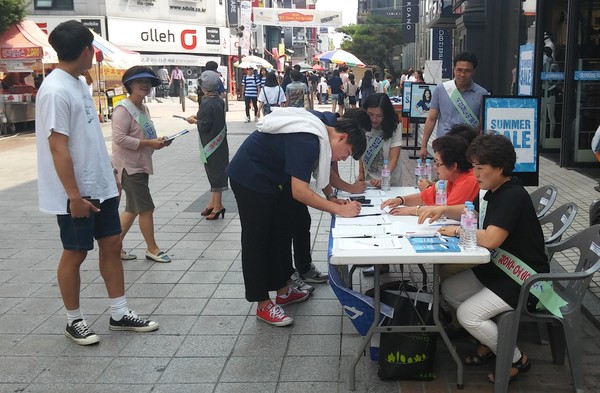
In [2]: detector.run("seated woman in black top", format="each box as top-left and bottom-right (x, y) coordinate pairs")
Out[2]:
(419, 134), (548, 383)
(226, 108), (366, 328)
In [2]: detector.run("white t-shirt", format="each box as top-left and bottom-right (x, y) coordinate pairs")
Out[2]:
(258, 86), (286, 105)
(36, 68), (118, 215)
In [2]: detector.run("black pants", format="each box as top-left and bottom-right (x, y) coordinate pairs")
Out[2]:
(290, 199), (312, 274)
(245, 96), (258, 118)
(231, 180), (295, 302)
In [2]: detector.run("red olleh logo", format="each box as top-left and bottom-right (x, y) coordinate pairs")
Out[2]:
(140, 28), (199, 50)
(181, 30), (197, 50)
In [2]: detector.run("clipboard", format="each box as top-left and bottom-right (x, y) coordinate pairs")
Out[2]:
(166, 129), (190, 141)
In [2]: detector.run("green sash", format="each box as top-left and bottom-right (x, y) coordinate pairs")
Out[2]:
(116, 99), (157, 140)
(480, 199), (568, 318)
(199, 125), (226, 164)
(362, 130), (385, 171)
(443, 80), (479, 127)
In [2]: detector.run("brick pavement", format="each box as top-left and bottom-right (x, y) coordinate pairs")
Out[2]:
(0, 97), (598, 392)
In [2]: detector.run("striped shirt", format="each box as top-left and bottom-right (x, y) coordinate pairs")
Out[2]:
(243, 75), (260, 97)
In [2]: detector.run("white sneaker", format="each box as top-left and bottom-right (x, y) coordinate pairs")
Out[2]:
(244, 117), (251, 123)
(288, 272), (314, 293)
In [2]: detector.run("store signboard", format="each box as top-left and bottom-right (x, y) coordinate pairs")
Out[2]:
(482, 96), (539, 175)
(28, 16), (107, 37)
(0, 47), (41, 60)
(430, 28), (451, 79)
(140, 54), (220, 66)
(253, 7), (343, 27)
(401, 1), (419, 43)
(106, 0), (215, 25)
(107, 18), (230, 55)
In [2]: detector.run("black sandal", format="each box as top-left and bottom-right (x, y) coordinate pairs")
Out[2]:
(487, 354), (531, 383)
(464, 345), (495, 366)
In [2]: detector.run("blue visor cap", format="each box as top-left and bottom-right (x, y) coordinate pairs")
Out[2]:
(123, 72), (161, 87)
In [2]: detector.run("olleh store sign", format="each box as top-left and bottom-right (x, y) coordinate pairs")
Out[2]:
(107, 18), (229, 55)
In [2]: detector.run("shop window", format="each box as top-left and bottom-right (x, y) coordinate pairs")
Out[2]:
(34, 0), (74, 10)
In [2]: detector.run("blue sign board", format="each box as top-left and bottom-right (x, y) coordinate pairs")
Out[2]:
(518, 44), (534, 96)
(483, 96), (539, 173)
(574, 71), (600, 80)
(541, 72), (564, 81)
(431, 28), (452, 79)
(402, 81), (412, 115)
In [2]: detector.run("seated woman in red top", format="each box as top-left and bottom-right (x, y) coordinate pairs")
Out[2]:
(381, 134), (479, 216)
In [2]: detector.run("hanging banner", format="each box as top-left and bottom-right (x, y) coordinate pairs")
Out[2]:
(482, 96), (539, 174)
(240, 0), (252, 57)
(401, 1), (419, 44)
(253, 7), (343, 27)
(430, 28), (451, 79)
(226, 0), (238, 28)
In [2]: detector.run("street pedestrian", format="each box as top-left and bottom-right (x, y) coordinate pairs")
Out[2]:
(241, 67), (260, 122)
(170, 65), (184, 97)
(419, 51), (488, 160)
(285, 69), (308, 108)
(226, 108), (366, 326)
(111, 66), (172, 263)
(35, 20), (158, 346)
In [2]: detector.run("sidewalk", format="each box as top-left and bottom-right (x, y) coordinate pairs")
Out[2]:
(0, 97), (598, 392)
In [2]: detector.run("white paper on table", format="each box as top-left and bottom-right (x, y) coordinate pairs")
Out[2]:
(332, 225), (390, 238)
(339, 237), (402, 250)
(390, 221), (439, 236)
(337, 189), (385, 198)
(335, 215), (392, 226)
(359, 206), (385, 215)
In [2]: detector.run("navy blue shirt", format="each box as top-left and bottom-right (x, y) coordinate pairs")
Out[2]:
(329, 76), (343, 94)
(226, 131), (319, 194)
(308, 110), (337, 127)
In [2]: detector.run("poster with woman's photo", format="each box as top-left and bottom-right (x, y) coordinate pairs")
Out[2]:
(409, 83), (437, 122)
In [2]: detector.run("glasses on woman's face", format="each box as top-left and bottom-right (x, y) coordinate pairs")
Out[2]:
(434, 159), (445, 168)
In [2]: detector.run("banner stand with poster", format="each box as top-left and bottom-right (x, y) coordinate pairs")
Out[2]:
(482, 96), (540, 186)
(402, 82), (437, 159)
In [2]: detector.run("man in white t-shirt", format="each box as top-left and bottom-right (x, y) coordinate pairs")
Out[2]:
(35, 20), (158, 346)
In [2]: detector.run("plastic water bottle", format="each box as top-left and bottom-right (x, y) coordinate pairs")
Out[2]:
(381, 159), (391, 191)
(435, 180), (447, 206)
(460, 202), (478, 252)
(435, 180), (447, 221)
(425, 159), (433, 182)
(414, 159), (422, 186)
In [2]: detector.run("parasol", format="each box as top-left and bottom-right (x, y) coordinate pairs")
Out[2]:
(317, 49), (366, 67)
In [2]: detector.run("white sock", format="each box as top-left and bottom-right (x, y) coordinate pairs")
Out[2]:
(109, 296), (129, 321)
(66, 308), (84, 326)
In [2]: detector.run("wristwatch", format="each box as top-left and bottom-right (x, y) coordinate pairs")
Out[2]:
(325, 193), (335, 200)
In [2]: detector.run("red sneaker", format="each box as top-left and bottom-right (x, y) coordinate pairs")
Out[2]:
(275, 286), (310, 306)
(256, 301), (293, 327)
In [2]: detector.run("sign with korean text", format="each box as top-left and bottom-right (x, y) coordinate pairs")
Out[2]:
(483, 96), (539, 174)
(0, 47), (42, 60)
(430, 28), (451, 79)
(253, 7), (343, 27)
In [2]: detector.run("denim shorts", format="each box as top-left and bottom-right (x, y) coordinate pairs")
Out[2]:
(56, 197), (121, 251)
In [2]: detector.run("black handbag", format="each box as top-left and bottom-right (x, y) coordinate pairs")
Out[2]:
(377, 281), (437, 380)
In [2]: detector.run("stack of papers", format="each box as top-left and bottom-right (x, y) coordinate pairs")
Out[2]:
(339, 237), (402, 250)
(332, 225), (390, 238)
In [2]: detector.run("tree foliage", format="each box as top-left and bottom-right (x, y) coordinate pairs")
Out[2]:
(336, 14), (403, 79)
(0, 0), (28, 34)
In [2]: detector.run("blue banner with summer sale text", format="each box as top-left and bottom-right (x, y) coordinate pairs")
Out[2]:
(482, 96), (539, 173)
